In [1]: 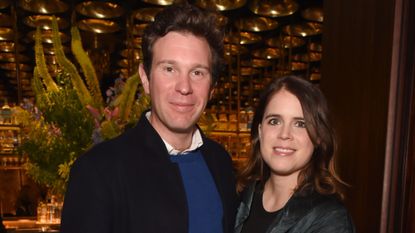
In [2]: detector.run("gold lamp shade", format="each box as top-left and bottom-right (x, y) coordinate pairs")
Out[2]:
(27, 30), (70, 44)
(133, 8), (164, 22)
(131, 23), (148, 36)
(0, 27), (14, 41)
(117, 59), (129, 68)
(5, 71), (32, 79)
(213, 12), (229, 27)
(289, 61), (307, 71)
(310, 72), (321, 81)
(225, 31), (262, 45)
(0, 42), (26, 53)
(0, 53), (30, 63)
(125, 37), (143, 49)
(249, 0), (298, 17)
(0, 63), (32, 72)
(141, 0), (174, 6)
(308, 42), (322, 52)
(301, 6), (324, 22)
(19, 0), (69, 14)
(252, 47), (283, 59)
(235, 16), (278, 32)
(120, 49), (141, 60)
(77, 19), (120, 34)
(238, 67), (261, 76)
(265, 36), (305, 49)
(0, 13), (12, 27)
(224, 44), (249, 56)
(24, 15), (69, 30)
(76, 1), (124, 19)
(40, 44), (70, 55)
(8, 78), (31, 86)
(251, 58), (273, 68)
(272, 69), (293, 78)
(195, 0), (247, 11)
(283, 22), (323, 37)
(115, 68), (129, 78)
(292, 52), (322, 62)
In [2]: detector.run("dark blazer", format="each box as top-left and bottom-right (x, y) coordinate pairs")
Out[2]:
(61, 113), (237, 233)
(234, 182), (355, 233)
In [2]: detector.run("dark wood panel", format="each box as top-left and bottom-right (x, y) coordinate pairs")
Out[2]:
(321, 0), (395, 232)
(404, 77), (415, 232)
(386, 0), (415, 231)
(400, 1), (415, 232)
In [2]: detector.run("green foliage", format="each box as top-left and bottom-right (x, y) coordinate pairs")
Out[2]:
(71, 25), (103, 109)
(18, 16), (149, 195)
(34, 28), (59, 93)
(17, 84), (94, 194)
(50, 16), (94, 108)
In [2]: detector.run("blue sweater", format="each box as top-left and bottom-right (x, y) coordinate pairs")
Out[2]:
(170, 150), (223, 233)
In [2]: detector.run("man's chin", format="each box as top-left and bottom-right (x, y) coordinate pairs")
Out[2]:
(168, 123), (197, 134)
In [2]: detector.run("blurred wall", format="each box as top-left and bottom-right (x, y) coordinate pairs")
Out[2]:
(321, 0), (395, 232)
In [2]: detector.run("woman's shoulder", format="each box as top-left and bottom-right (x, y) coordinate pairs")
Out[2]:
(310, 193), (350, 215)
(292, 193), (356, 232)
(266, 192), (356, 233)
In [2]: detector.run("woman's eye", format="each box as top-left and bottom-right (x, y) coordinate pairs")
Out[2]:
(295, 120), (306, 128)
(268, 118), (281, 125)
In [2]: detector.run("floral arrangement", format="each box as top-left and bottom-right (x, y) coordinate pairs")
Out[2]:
(15, 17), (150, 195)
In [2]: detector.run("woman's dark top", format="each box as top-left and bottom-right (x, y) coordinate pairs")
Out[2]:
(241, 187), (281, 233)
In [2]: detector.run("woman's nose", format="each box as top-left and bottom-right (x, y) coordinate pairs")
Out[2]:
(277, 124), (293, 140)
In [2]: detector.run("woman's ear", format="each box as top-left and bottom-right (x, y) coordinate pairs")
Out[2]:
(258, 124), (262, 139)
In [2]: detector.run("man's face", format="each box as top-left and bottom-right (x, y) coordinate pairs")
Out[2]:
(139, 31), (213, 138)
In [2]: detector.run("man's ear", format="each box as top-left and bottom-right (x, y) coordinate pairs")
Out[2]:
(139, 64), (150, 94)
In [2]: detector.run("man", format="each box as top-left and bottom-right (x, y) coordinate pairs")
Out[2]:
(60, 3), (237, 233)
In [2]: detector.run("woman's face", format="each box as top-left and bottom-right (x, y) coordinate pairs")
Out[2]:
(258, 89), (314, 180)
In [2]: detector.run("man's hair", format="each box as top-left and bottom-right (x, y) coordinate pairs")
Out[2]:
(141, 3), (225, 86)
(238, 75), (347, 200)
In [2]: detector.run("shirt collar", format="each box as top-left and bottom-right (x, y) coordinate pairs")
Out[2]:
(146, 111), (204, 155)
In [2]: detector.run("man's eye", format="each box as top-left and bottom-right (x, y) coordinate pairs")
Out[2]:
(295, 120), (306, 128)
(165, 66), (174, 72)
(192, 70), (205, 77)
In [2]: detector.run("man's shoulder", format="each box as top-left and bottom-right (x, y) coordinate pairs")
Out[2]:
(73, 125), (149, 167)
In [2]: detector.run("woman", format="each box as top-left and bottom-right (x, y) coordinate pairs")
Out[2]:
(235, 75), (355, 233)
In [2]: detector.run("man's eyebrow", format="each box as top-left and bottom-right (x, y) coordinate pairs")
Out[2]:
(155, 60), (210, 70)
(155, 60), (176, 66)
